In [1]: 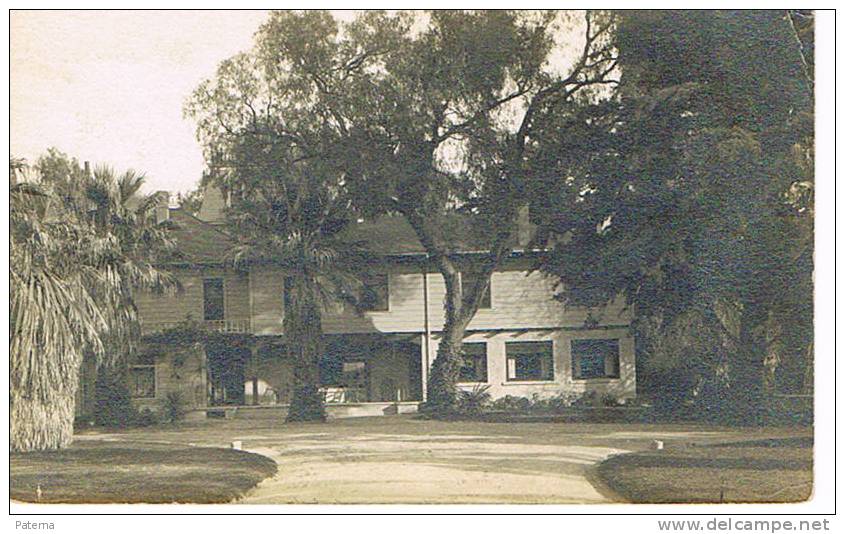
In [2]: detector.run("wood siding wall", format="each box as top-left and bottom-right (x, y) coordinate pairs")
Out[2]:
(136, 259), (631, 335)
(135, 267), (249, 329)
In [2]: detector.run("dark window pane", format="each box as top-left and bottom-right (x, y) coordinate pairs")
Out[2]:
(459, 342), (488, 382)
(203, 278), (225, 320)
(130, 366), (155, 398)
(361, 273), (389, 311)
(462, 271), (491, 309)
(506, 341), (554, 381)
(571, 339), (620, 379)
(319, 352), (343, 386)
(134, 352), (156, 366)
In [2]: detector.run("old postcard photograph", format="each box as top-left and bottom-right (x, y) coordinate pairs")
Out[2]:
(7, 5), (835, 523)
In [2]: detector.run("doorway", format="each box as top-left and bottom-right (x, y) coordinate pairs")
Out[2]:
(207, 343), (249, 405)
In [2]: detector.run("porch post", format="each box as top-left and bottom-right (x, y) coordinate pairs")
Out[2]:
(420, 333), (428, 402)
(249, 345), (259, 405)
(421, 265), (431, 403)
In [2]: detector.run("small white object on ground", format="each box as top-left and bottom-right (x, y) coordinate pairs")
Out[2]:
(231, 440), (242, 450)
(652, 440), (664, 450)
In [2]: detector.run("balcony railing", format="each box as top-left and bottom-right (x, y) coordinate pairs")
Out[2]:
(141, 319), (252, 335)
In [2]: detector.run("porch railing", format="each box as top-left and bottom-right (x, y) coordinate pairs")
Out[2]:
(141, 319), (252, 335)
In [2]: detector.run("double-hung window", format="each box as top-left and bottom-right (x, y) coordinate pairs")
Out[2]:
(506, 341), (554, 381)
(130, 352), (156, 398)
(203, 278), (225, 321)
(360, 273), (389, 312)
(461, 271), (492, 309)
(458, 342), (488, 383)
(571, 339), (620, 379)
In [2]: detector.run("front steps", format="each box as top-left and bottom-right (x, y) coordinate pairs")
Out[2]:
(188, 401), (421, 421)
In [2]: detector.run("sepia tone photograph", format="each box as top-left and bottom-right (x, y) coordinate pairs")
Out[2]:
(9, 7), (824, 511)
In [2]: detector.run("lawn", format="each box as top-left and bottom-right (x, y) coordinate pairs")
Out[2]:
(10, 440), (277, 504)
(11, 416), (813, 504)
(595, 436), (813, 503)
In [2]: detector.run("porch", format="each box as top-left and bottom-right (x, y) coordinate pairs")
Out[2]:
(196, 401), (420, 421)
(205, 333), (424, 409)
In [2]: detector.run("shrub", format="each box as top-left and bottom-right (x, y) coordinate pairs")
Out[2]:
(93, 365), (136, 427)
(135, 408), (160, 427)
(573, 390), (599, 407)
(457, 384), (491, 415)
(543, 392), (582, 412)
(490, 395), (531, 412)
(163, 391), (188, 423)
(601, 393), (621, 407)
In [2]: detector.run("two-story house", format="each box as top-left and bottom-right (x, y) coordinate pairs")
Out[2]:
(76, 187), (636, 419)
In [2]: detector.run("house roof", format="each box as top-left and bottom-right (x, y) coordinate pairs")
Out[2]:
(165, 208), (237, 264)
(336, 214), (484, 255)
(166, 203), (536, 264)
(166, 210), (479, 263)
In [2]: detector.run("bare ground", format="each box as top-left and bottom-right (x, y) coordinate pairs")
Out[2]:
(55, 415), (811, 504)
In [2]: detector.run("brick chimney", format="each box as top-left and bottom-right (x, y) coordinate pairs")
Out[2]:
(197, 184), (227, 224)
(153, 191), (170, 224)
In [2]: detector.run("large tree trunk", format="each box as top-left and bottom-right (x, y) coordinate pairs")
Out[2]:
(424, 264), (475, 415)
(10, 354), (81, 452)
(425, 319), (466, 414)
(730, 304), (768, 423)
(285, 277), (327, 422)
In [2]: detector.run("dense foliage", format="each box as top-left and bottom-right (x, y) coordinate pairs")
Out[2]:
(10, 150), (175, 450)
(530, 11), (814, 420)
(186, 10), (619, 414)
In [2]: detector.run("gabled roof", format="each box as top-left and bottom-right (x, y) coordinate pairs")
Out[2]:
(337, 214), (483, 255)
(165, 208), (237, 264)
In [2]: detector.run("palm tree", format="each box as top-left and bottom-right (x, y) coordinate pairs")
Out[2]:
(10, 153), (176, 451)
(11, 159), (111, 450)
(82, 166), (179, 425)
(226, 170), (363, 422)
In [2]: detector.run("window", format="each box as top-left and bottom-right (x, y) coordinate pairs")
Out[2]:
(571, 339), (620, 379)
(360, 273), (389, 311)
(130, 353), (156, 398)
(459, 343), (488, 383)
(203, 278), (225, 321)
(462, 271), (491, 309)
(506, 341), (554, 381)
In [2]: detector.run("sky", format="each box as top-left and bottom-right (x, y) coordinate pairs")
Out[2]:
(11, 10), (581, 196)
(11, 10), (271, 194)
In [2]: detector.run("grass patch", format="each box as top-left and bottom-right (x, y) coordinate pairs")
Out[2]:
(596, 437), (813, 503)
(11, 440), (277, 504)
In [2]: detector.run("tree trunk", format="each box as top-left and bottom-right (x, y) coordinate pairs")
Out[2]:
(285, 278), (327, 422)
(731, 305), (768, 423)
(762, 317), (782, 394)
(424, 264), (474, 415)
(10, 354), (81, 452)
(425, 323), (465, 414)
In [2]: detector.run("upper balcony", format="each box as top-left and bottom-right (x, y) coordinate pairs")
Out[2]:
(141, 319), (252, 336)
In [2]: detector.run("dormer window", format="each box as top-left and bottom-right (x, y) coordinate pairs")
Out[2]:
(203, 278), (225, 321)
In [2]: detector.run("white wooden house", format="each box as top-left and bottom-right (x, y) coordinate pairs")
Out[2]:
(77, 188), (636, 419)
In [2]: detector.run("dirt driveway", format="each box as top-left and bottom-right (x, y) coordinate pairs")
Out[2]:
(77, 415), (808, 504)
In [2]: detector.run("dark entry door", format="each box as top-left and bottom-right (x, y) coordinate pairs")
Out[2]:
(207, 344), (248, 405)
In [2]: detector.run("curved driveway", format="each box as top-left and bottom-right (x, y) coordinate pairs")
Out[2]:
(78, 415), (785, 504)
